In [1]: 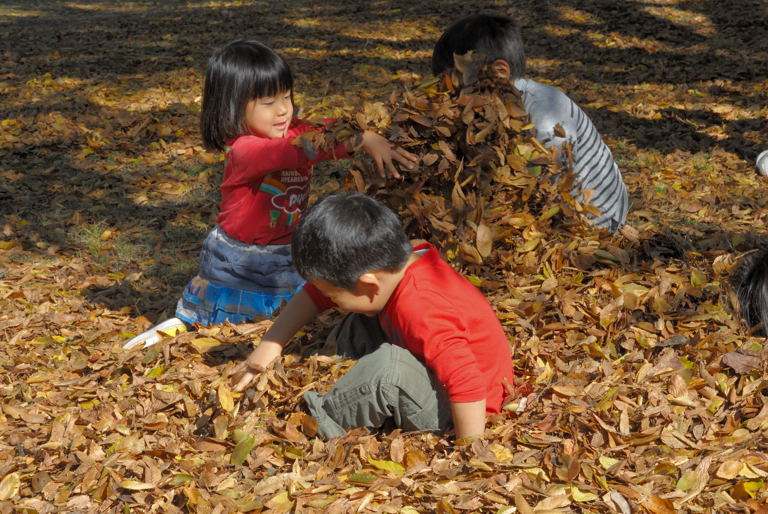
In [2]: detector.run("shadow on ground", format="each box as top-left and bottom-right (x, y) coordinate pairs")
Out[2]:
(2, 0), (767, 317)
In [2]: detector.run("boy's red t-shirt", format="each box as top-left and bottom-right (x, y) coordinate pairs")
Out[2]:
(303, 243), (515, 412)
(217, 119), (347, 245)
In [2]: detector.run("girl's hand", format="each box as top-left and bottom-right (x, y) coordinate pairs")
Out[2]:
(229, 340), (283, 391)
(360, 131), (419, 179)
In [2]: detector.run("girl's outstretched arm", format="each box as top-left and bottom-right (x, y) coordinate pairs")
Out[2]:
(230, 288), (319, 391)
(359, 131), (419, 179)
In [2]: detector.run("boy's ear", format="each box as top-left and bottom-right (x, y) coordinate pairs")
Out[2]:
(491, 59), (512, 78)
(357, 272), (381, 298)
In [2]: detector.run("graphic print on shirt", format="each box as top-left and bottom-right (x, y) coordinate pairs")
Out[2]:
(258, 170), (309, 228)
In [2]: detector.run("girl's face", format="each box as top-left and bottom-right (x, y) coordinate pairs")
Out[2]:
(244, 90), (293, 138)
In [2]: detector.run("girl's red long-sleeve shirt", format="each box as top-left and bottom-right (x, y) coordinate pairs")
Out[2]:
(303, 243), (515, 412)
(217, 119), (347, 245)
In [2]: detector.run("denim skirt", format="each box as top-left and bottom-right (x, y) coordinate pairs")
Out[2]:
(175, 226), (304, 326)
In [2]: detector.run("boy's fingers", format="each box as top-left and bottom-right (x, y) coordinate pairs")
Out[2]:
(227, 362), (244, 377)
(233, 371), (255, 392)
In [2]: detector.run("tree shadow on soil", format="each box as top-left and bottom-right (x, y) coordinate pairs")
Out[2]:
(3, 0), (767, 318)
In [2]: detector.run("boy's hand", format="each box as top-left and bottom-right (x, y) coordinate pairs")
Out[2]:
(229, 361), (264, 393)
(229, 340), (283, 392)
(229, 289), (319, 391)
(360, 131), (418, 179)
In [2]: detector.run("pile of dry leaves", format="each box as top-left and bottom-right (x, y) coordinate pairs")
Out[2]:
(3, 52), (768, 514)
(307, 53), (593, 268)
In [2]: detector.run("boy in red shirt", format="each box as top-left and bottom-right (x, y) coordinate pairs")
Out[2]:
(231, 193), (514, 440)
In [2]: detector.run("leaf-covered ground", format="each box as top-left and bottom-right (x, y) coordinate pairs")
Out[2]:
(2, 0), (768, 512)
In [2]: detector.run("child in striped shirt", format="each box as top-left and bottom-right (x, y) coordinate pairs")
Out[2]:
(432, 13), (629, 231)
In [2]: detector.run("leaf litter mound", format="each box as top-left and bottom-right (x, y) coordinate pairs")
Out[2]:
(3, 57), (768, 514)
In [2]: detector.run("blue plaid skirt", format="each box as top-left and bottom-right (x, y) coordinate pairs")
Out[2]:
(175, 226), (304, 326)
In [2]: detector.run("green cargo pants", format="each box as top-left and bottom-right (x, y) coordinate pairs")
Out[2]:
(303, 313), (452, 439)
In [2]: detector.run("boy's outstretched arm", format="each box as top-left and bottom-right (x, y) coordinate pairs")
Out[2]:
(231, 288), (319, 392)
(450, 399), (487, 441)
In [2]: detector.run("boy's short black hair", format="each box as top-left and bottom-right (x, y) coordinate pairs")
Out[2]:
(432, 13), (526, 78)
(200, 39), (293, 152)
(735, 249), (768, 336)
(292, 193), (412, 289)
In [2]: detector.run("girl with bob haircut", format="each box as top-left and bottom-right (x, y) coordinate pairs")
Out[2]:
(124, 39), (417, 349)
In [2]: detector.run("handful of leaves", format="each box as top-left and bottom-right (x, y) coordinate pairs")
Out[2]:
(302, 52), (588, 265)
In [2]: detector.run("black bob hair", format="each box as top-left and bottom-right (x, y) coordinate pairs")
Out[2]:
(735, 249), (768, 336)
(200, 39), (293, 152)
(291, 193), (413, 290)
(432, 13), (526, 78)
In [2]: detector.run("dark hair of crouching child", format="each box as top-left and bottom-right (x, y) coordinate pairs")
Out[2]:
(291, 192), (413, 289)
(431, 13), (526, 77)
(735, 249), (768, 336)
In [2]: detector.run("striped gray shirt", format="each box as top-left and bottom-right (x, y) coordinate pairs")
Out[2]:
(515, 78), (629, 231)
